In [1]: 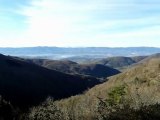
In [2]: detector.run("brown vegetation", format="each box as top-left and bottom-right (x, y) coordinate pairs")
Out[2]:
(25, 57), (160, 120)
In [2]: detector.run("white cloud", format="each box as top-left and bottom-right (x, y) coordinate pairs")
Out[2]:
(0, 0), (160, 47)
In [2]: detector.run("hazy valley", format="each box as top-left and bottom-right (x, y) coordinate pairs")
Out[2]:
(0, 47), (160, 61)
(0, 47), (160, 119)
(1, 0), (160, 119)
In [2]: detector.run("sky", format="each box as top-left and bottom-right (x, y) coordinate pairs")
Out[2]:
(0, 0), (160, 47)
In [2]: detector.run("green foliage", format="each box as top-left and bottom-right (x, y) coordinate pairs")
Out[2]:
(106, 85), (127, 106)
(96, 85), (127, 120)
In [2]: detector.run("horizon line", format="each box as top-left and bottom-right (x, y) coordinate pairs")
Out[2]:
(0, 46), (160, 48)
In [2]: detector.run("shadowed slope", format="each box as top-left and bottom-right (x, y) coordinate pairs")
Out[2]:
(25, 59), (120, 78)
(0, 54), (101, 108)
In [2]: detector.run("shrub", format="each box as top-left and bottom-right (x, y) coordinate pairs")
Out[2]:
(106, 85), (127, 106)
(28, 97), (63, 120)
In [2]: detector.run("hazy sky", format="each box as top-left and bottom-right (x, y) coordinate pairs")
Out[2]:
(0, 0), (160, 47)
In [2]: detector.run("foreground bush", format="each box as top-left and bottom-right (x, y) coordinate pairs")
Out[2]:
(25, 96), (160, 120)
(97, 100), (160, 120)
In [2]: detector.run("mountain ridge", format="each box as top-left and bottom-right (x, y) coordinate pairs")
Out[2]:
(0, 54), (101, 108)
(0, 47), (160, 59)
(24, 59), (120, 78)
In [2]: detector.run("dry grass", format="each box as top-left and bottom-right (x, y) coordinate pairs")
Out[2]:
(27, 58), (160, 120)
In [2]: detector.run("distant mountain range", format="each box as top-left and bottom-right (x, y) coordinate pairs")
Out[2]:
(0, 47), (160, 59)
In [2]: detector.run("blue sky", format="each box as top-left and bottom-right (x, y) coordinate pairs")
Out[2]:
(0, 0), (160, 47)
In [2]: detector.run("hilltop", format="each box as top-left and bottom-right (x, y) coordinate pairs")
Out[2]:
(96, 56), (147, 70)
(25, 59), (120, 78)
